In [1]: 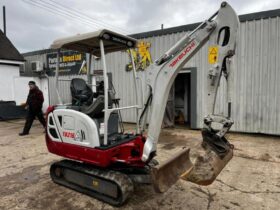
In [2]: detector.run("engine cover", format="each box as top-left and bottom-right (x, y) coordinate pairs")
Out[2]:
(47, 108), (100, 148)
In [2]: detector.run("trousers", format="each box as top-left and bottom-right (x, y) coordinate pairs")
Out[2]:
(22, 109), (46, 134)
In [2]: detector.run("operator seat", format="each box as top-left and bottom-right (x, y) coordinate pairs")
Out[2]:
(69, 77), (120, 139)
(81, 93), (114, 118)
(70, 78), (94, 106)
(70, 78), (115, 118)
(82, 95), (105, 118)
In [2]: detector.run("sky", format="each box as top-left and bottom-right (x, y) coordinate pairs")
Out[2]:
(1, 0), (280, 53)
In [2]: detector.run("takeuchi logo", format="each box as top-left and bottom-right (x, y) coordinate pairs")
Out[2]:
(169, 41), (196, 68)
(126, 41), (152, 71)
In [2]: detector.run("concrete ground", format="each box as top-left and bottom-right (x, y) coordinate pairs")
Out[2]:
(0, 119), (280, 210)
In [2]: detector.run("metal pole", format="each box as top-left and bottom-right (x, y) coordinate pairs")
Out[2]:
(100, 40), (109, 145)
(3, 6), (6, 36)
(55, 49), (62, 104)
(87, 53), (92, 85)
(130, 49), (140, 134)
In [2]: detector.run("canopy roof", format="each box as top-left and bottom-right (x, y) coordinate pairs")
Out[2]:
(50, 29), (137, 56)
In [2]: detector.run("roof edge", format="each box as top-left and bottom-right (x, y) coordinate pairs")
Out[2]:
(22, 48), (56, 57)
(0, 59), (24, 65)
(131, 8), (280, 39)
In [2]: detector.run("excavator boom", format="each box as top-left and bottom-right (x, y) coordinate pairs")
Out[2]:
(139, 2), (239, 191)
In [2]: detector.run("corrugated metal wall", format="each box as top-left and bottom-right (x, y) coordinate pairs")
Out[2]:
(22, 53), (47, 76)
(232, 17), (280, 134)
(48, 74), (87, 105)
(89, 17), (280, 135)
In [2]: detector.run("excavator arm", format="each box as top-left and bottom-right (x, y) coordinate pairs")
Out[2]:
(139, 2), (239, 191)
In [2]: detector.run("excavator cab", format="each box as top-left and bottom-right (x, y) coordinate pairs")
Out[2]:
(46, 29), (144, 157)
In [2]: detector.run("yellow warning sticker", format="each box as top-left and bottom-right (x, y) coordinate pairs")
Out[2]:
(208, 46), (219, 64)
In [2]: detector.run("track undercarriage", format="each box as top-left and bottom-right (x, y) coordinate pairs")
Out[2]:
(50, 159), (152, 206)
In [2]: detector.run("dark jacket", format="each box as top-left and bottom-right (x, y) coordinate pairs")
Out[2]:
(26, 86), (44, 112)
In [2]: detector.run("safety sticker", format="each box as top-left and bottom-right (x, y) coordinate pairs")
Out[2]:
(208, 46), (219, 64)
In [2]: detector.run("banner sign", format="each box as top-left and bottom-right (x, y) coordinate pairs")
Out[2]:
(47, 51), (87, 75)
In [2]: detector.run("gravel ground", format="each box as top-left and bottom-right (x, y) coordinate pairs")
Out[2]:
(0, 119), (280, 210)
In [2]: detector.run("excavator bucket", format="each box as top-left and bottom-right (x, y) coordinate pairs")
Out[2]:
(150, 133), (233, 192)
(181, 142), (233, 185)
(150, 147), (193, 193)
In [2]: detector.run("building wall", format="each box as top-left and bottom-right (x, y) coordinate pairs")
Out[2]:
(232, 17), (280, 134)
(13, 76), (49, 111)
(21, 53), (47, 76)
(0, 64), (20, 102)
(0, 64), (50, 111)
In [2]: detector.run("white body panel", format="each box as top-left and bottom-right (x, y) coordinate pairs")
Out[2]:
(48, 109), (100, 148)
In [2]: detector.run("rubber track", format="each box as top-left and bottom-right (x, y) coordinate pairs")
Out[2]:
(50, 160), (134, 206)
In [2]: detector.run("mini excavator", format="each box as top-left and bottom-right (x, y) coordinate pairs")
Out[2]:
(45, 2), (239, 206)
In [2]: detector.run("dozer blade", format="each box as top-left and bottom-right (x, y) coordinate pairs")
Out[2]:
(181, 142), (233, 185)
(151, 147), (193, 193)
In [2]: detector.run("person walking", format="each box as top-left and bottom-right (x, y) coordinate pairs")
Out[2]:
(19, 81), (46, 136)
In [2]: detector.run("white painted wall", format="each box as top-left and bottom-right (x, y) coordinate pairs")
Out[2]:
(13, 77), (49, 112)
(40, 78), (49, 111)
(0, 64), (50, 112)
(0, 64), (20, 102)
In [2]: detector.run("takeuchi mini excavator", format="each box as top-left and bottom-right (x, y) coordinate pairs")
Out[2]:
(45, 2), (239, 206)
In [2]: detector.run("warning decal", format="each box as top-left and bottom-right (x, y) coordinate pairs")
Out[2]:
(208, 46), (219, 64)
